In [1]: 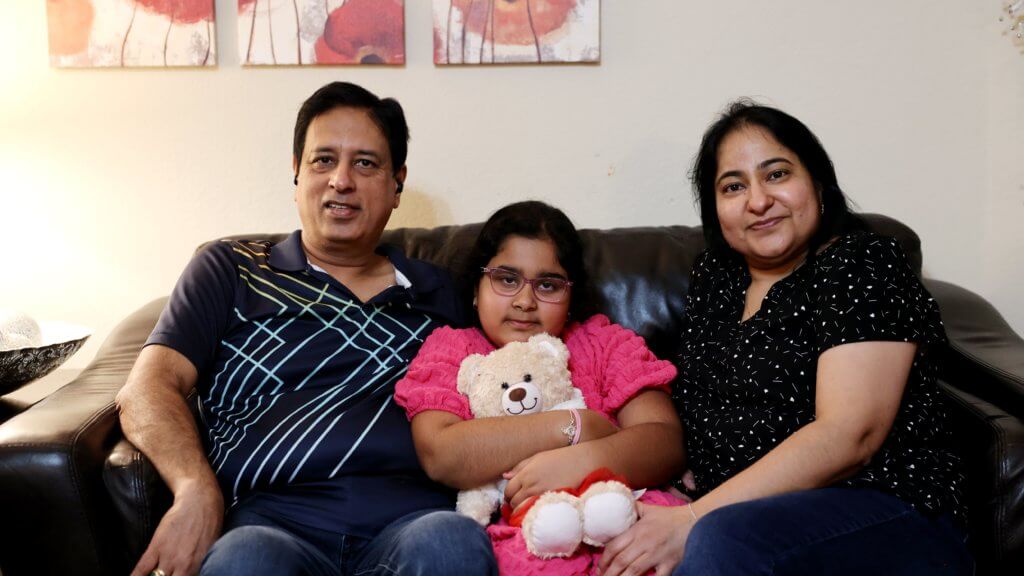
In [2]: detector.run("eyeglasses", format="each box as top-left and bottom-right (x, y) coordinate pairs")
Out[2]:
(480, 267), (573, 303)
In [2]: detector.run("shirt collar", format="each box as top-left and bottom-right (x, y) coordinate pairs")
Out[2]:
(268, 230), (441, 294)
(267, 230), (307, 272)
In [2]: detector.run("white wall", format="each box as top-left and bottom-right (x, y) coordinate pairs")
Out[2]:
(1, 0), (1021, 369)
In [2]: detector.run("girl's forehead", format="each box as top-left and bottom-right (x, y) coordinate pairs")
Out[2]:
(490, 237), (566, 272)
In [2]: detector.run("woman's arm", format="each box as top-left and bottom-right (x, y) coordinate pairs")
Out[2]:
(503, 390), (684, 508)
(599, 340), (916, 576)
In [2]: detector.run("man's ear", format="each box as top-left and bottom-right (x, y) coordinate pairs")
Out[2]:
(292, 157), (300, 193)
(395, 166), (407, 193)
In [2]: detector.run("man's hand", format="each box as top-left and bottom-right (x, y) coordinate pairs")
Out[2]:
(599, 502), (693, 576)
(130, 481), (224, 576)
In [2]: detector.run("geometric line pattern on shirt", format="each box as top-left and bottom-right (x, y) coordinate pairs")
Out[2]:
(198, 262), (435, 501)
(208, 272), (392, 464)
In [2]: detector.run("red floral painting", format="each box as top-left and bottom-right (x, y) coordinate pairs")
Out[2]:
(239, 0), (405, 66)
(434, 0), (599, 64)
(47, 0), (216, 67)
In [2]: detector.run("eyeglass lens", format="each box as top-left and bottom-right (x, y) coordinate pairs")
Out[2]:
(484, 268), (570, 303)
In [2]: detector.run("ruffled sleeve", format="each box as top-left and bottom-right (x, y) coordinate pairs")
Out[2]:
(394, 326), (493, 421)
(564, 315), (678, 417)
(812, 234), (946, 353)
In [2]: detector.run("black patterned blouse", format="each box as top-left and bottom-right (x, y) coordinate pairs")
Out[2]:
(672, 231), (964, 518)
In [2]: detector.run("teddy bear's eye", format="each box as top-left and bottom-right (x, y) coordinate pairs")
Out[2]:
(524, 374), (532, 383)
(501, 382), (509, 390)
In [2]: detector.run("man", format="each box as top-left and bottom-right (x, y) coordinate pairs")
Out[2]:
(117, 82), (496, 576)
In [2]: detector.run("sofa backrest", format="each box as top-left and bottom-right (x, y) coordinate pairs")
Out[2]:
(214, 213), (919, 359)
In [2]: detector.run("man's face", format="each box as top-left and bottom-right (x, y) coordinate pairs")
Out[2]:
(293, 107), (404, 254)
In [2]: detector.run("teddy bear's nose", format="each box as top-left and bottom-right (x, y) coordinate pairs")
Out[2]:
(508, 387), (527, 402)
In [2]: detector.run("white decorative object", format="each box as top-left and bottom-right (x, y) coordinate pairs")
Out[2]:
(1000, 0), (1024, 46)
(0, 310), (43, 351)
(0, 312), (90, 392)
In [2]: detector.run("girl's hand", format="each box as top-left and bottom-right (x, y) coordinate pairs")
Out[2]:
(598, 502), (695, 576)
(503, 444), (596, 510)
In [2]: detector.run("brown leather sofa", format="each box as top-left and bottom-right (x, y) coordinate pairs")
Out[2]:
(0, 215), (1020, 576)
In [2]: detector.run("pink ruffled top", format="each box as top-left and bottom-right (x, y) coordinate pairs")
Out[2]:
(395, 315), (677, 422)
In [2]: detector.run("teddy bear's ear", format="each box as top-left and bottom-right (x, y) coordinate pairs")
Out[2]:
(528, 333), (570, 364)
(457, 354), (485, 394)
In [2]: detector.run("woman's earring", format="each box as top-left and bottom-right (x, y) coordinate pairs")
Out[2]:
(820, 201), (825, 216)
(472, 297), (477, 308)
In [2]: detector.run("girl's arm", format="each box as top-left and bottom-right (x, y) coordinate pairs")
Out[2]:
(411, 408), (618, 489)
(503, 390), (684, 509)
(503, 318), (684, 505)
(600, 340), (916, 576)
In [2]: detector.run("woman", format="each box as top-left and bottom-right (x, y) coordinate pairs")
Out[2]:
(599, 101), (972, 575)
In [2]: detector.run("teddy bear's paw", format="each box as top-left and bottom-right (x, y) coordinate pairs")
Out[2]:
(580, 481), (637, 546)
(521, 492), (583, 559)
(457, 486), (502, 526)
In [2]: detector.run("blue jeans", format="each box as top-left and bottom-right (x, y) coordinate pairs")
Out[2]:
(675, 487), (973, 575)
(201, 506), (497, 576)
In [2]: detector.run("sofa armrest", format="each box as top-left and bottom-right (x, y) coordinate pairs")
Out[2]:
(925, 279), (1024, 419)
(104, 436), (173, 569)
(939, 381), (1024, 576)
(0, 297), (167, 576)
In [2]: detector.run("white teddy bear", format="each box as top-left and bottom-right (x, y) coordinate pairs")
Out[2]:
(456, 333), (639, 559)
(0, 310), (43, 351)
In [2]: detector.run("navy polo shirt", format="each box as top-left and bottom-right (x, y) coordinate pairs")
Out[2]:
(146, 230), (461, 537)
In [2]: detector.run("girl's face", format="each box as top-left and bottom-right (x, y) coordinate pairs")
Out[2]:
(475, 236), (572, 348)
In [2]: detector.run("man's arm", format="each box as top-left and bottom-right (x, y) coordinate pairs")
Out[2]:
(116, 344), (223, 576)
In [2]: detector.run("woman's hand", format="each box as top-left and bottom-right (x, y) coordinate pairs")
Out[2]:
(503, 443), (596, 510)
(599, 502), (695, 576)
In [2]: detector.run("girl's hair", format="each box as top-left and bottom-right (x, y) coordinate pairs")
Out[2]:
(460, 201), (597, 326)
(690, 99), (865, 255)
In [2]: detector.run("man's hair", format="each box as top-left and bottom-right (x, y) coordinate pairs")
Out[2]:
(690, 99), (865, 254)
(293, 82), (409, 176)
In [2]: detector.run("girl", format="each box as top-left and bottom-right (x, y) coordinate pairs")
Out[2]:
(395, 201), (686, 575)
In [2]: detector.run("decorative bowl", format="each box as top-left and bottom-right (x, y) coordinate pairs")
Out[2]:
(0, 322), (91, 395)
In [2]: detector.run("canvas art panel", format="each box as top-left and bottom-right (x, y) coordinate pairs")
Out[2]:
(434, 0), (599, 65)
(47, 0), (216, 67)
(239, 0), (405, 65)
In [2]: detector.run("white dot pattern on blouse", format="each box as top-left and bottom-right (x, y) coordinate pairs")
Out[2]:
(672, 232), (964, 519)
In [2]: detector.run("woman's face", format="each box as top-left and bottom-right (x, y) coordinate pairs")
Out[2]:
(476, 236), (571, 348)
(714, 125), (822, 272)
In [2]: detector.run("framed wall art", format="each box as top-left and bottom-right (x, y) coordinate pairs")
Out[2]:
(47, 0), (216, 67)
(240, 0), (405, 65)
(434, 0), (599, 65)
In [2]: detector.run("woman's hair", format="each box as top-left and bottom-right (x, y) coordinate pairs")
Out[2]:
(690, 99), (865, 254)
(460, 201), (597, 325)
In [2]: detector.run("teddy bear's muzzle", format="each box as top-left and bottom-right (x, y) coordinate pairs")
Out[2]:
(502, 381), (543, 415)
